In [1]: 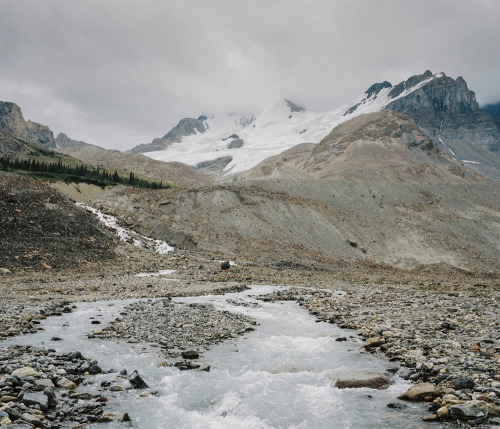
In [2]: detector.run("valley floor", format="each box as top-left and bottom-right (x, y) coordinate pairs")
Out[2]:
(1, 244), (499, 427)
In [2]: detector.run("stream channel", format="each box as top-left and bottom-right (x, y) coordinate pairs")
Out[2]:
(4, 285), (438, 428)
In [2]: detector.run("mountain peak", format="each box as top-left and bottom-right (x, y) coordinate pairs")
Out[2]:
(284, 99), (306, 113)
(0, 100), (56, 149)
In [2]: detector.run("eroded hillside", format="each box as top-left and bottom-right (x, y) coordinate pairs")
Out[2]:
(90, 179), (500, 274)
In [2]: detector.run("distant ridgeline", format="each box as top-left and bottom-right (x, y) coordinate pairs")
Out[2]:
(0, 157), (169, 190)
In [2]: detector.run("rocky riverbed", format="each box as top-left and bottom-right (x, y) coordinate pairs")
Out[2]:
(0, 345), (131, 428)
(258, 285), (500, 426)
(1, 254), (499, 427)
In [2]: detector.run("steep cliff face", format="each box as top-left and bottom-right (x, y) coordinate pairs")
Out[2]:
(385, 72), (500, 152)
(482, 102), (500, 132)
(131, 116), (207, 153)
(0, 101), (56, 149)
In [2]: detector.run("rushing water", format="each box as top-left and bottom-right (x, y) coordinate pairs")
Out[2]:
(3, 286), (433, 428)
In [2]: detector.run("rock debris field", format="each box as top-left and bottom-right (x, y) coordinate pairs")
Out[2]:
(1, 270), (499, 427)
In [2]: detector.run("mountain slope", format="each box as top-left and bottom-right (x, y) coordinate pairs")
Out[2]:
(240, 111), (482, 183)
(93, 179), (500, 273)
(58, 145), (213, 188)
(137, 71), (499, 178)
(0, 171), (116, 272)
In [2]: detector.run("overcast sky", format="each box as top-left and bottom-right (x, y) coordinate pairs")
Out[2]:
(1, 0), (499, 150)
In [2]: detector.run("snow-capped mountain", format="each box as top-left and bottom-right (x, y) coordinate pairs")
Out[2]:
(133, 71), (499, 177)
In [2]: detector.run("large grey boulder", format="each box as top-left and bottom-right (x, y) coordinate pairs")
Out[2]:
(331, 371), (390, 390)
(450, 400), (489, 421)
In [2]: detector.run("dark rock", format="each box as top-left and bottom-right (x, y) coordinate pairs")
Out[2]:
(129, 371), (148, 389)
(88, 364), (102, 375)
(335, 337), (347, 342)
(3, 406), (22, 420)
(222, 133), (240, 141)
(435, 373), (450, 384)
(181, 350), (200, 360)
(122, 413), (132, 422)
(386, 71), (500, 153)
(454, 377), (475, 390)
(195, 156), (233, 177)
(387, 402), (407, 409)
(131, 117), (207, 153)
(428, 403), (440, 413)
(285, 99), (306, 113)
(220, 261), (231, 271)
(365, 81), (392, 97)
(227, 138), (244, 149)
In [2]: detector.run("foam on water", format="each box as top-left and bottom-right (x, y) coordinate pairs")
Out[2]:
(1, 286), (436, 428)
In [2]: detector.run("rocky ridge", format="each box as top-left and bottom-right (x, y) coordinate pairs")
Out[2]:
(385, 71), (500, 152)
(0, 102), (56, 149)
(241, 110), (482, 182)
(130, 116), (208, 153)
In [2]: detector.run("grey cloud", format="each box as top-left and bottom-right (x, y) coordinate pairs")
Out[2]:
(1, 0), (499, 149)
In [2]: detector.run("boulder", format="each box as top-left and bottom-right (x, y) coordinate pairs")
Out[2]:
(181, 350), (200, 360)
(421, 414), (439, 422)
(129, 370), (148, 389)
(11, 367), (37, 377)
(332, 371), (390, 390)
(56, 378), (77, 390)
(364, 336), (382, 348)
(453, 377), (475, 390)
(35, 379), (54, 389)
(487, 402), (500, 417)
(220, 261), (231, 271)
(0, 268), (11, 275)
(398, 383), (440, 402)
(437, 406), (449, 418)
(22, 392), (48, 411)
(0, 395), (19, 403)
(43, 387), (58, 408)
(449, 400), (489, 421)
